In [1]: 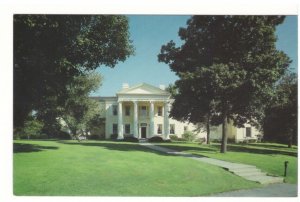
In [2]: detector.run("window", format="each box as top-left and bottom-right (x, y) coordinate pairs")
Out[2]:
(140, 106), (147, 116)
(170, 124), (175, 134)
(125, 106), (130, 116)
(246, 127), (251, 137)
(157, 124), (162, 134)
(113, 124), (118, 134)
(184, 126), (188, 132)
(125, 124), (130, 134)
(112, 105), (118, 116)
(157, 106), (162, 116)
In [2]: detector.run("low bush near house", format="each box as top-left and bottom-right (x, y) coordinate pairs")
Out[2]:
(110, 134), (118, 139)
(148, 136), (164, 142)
(88, 134), (100, 140)
(123, 136), (139, 142)
(182, 131), (197, 142)
(169, 135), (179, 141)
(195, 137), (206, 144)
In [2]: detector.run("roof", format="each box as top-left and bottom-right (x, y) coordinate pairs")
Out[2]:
(117, 83), (170, 96)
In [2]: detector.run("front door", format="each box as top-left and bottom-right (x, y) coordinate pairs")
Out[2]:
(141, 127), (147, 138)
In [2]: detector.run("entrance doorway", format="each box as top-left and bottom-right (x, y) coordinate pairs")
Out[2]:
(141, 127), (147, 138)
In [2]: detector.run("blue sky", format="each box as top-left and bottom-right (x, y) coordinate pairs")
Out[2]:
(92, 15), (297, 96)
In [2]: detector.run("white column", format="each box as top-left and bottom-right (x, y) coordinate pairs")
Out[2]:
(149, 101), (155, 137)
(164, 101), (170, 140)
(133, 101), (138, 138)
(117, 101), (123, 139)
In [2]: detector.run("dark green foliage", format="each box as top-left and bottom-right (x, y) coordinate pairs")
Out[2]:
(14, 15), (134, 128)
(123, 136), (139, 142)
(169, 134), (179, 141)
(158, 15), (291, 153)
(110, 134), (118, 140)
(61, 73), (102, 137)
(88, 135), (100, 140)
(57, 131), (71, 140)
(148, 136), (164, 142)
(262, 73), (297, 147)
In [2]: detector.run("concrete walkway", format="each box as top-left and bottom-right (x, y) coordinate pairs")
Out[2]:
(211, 183), (298, 197)
(140, 143), (284, 184)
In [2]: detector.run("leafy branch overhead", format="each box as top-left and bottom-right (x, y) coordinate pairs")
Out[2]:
(14, 15), (134, 129)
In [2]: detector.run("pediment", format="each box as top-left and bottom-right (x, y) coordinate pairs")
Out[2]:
(117, 83), (170, 95)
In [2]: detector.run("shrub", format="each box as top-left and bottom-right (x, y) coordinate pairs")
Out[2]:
(169, 135), (179, 141)
(227, 138), (236, 143)
(58, 131), (71, 140)
(88, 134), (100, 140)
(211, 139), (221, 143)
(195, 137), (206, 144)
(110, 134), (118, 139)
(182, 131), (197, 142)
(148, 136), (164, 142)
(123, 136), (139, 142)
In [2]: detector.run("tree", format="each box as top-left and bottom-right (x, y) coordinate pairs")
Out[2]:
(263, 72), (297, 147)
(158, 16), (291, 153)
(14, 15), (134, 128)
(61, 73), (102, 139)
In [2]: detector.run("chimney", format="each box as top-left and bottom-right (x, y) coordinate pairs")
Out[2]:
(159, 84), (165, 90)
(122, 83), (129, 89)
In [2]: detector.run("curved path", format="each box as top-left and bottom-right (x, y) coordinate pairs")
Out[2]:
(140, 143), (284, 184)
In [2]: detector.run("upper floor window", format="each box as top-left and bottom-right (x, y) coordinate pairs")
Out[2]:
(140, 106), (147, 116)
(157, 106), (162, 116)
(125, 106), (130, 116)
(112, 105), (118, 116)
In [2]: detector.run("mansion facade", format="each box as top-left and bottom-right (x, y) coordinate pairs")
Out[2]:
(91, 83), (260, 142)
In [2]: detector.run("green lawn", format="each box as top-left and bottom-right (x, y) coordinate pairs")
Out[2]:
(14, 140), (260, 196)
(154, 142), (298, 184)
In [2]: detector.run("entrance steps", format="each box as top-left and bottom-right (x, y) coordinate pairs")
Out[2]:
(138, 139), (148, 143)
(139, 143), (284, 185)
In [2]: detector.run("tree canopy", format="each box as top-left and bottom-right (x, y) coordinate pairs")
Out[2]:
(263, 72), (297, 147)
(158, 16), (291, 152)
(14, 15), (134, 128)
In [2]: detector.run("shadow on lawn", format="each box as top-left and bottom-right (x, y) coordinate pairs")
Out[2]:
(225, 144), (297, 157)
(13, 143), (59, 153)
(58, 141), (178, 157)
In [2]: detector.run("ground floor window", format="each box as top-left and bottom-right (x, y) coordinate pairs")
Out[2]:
(125, 124), (130, 134)
(246, 127), (251, 137)
(170, 124), (175, 134)
(113, 124), (118, 134)
(157, 124), (162, 134)
(184, 126), (188, 132)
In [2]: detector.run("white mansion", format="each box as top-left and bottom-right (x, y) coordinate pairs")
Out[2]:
(91, 83), (260, 142)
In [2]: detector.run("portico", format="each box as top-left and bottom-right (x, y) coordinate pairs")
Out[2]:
(117, 99), (170, 140)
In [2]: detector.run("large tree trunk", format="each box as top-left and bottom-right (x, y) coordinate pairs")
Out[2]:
(221, 115), (228, 153)
(206, 114), (210, 144)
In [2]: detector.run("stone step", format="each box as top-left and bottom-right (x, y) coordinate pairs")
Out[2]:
(233, 171), (267, 178)
(229, 166), (260, 173)
(244, 175), (284, 184)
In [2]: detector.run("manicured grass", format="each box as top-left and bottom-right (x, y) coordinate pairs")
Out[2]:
(155, 142), (298, 184)
(14, 140), (260, 196)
